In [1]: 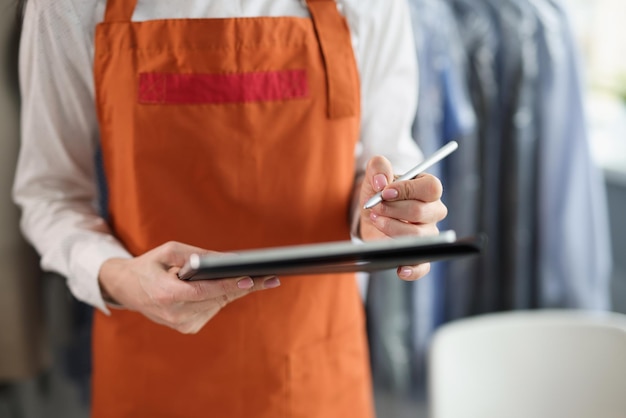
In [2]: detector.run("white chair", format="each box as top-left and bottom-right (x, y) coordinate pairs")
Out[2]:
(428, 310), (626, 418)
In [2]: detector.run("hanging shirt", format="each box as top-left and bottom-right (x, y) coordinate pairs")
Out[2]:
(530, 0), (611, 309)
(14, 0), (422, 313)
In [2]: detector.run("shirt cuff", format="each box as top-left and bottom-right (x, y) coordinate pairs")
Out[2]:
(66, 236), (132, 315)
(350, 174), (365, 240)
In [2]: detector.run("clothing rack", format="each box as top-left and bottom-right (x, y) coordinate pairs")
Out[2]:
(367, 0), (612, 396)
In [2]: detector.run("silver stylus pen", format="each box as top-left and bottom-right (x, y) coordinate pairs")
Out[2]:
(363, 140), (459, 210)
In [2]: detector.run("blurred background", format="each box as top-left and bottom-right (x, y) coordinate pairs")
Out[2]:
(1, 0), (625, 417)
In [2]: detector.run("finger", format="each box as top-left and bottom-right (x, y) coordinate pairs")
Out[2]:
(192, 276), (280, 310)
(171, 274), (280, 303)
(368, 213), (440, 237)
(381, 174), (443, 204)
(397, 263), (431, 281)
(173, 276), (281, 331)
(371, 200), (448, 225)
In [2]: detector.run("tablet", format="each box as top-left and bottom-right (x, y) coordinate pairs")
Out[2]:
(178, 231), (485, 281)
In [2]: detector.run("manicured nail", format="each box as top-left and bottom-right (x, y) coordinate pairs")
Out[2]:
(373, 174), (388, 192)
(382, 188), (399, 200)
(263, 277), (281, 289)
(369, 212), (379, 222)
(237, 278), (254, 289)
(399, 267), (412, 279)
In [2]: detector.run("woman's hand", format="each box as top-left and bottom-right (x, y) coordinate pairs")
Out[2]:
(98, 241), (280, 334)
(359, 156), (448, 281)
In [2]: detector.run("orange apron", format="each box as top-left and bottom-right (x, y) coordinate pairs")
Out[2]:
(92, 0), (373, 417)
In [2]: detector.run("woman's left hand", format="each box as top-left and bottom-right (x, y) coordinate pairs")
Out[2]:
(358, 155), (448, 281)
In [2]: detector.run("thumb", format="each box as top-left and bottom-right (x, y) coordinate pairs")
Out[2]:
(363, 156), (395, 197)
(152, 241), (217, 270)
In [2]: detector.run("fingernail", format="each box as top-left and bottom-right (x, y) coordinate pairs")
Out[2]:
(373, 174), (388, 192)
(399, 267), (412, 279)
(263, 277), (281, 289)
(382, 188), (399, 200)
(369, 212), (378, 222)
(237, 278), (254, 289)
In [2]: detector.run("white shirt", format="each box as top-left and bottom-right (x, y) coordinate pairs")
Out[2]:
(14, 0), (421, 313)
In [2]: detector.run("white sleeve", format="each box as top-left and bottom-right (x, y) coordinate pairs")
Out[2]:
(349, 0), (423, 175)
(13, 0), (131, 314)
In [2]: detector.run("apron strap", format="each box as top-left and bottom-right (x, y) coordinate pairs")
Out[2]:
(306, 0), (359, 119)
(104, 0), (139, 23)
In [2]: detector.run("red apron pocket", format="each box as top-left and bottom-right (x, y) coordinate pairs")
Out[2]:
(138, 70), (309, 105)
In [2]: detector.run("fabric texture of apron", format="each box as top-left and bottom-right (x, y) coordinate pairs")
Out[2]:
(92, 0), (373, 416)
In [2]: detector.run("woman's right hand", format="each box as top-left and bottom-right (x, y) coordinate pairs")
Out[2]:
(98, 241), (281, 334)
